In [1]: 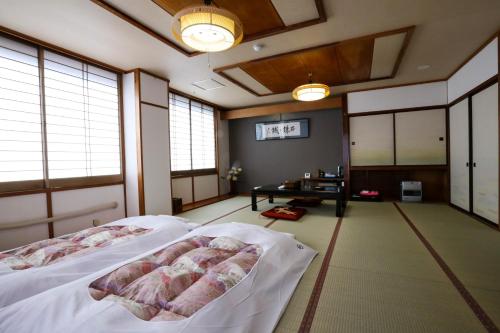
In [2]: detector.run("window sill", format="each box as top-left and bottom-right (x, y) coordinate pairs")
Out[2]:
(171, 169), (218, 178)
(0, 175), (124, 197)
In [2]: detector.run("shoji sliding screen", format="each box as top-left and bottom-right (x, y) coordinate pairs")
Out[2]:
(0, 36), (44, 188)
(190, 101), (215, 170)
(43, 51), (121, 181)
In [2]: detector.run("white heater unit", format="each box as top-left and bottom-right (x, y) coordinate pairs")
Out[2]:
(401, 181), (422, 202)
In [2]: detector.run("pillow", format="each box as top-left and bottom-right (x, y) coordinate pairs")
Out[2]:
(120, 266), (199, 308)
(172, 247), (235, 274)
(103, 294), (159, 321)
(90, 261), (160, 295)
(146, 241), (196, 266)
(261, 206), (306, 221)
(208, 236), (247, 251)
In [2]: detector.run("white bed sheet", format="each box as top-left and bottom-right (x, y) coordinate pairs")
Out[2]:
(0, 223), (317, 333)
(0, 215), (193, 307)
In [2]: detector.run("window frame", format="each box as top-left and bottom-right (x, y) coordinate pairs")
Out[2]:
(0, 32), (124, 195)
(169, 90), (218, 178)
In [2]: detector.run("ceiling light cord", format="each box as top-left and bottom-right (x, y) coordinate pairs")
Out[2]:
(204, 0), (212, 6)
(308, 72), (313, 84)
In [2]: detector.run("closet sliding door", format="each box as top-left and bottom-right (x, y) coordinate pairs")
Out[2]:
(449, 99), (470, 210)
(472, 83), (499, 224)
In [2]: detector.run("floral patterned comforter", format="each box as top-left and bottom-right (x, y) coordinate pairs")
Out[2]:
(0, 225), (151, 270)
(89, 236), (262, 321)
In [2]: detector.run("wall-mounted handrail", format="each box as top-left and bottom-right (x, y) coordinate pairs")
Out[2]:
(0, 202), (118, 230)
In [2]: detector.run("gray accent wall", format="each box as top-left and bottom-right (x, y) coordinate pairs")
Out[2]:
(228, 109), (343, 192)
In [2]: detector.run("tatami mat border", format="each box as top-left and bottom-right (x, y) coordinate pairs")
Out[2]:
(394, 202), (500, 333)
(299, 216), (343, 333)
(200, 197), (267, 225)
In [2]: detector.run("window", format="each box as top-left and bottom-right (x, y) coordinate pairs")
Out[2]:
(44, 51), (121, 179)
(0, 36), (44, 184)
(169, 93), (216, 173)
(0, 35), (121, 193)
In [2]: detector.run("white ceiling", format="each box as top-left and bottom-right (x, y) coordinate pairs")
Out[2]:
(0, 0), (499, 109)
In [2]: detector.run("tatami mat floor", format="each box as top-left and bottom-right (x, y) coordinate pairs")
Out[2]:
(177, 196), (500, 333)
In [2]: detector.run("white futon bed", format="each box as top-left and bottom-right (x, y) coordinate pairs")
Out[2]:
(0, 223), (316, 333)
(0, 215), (194, 307)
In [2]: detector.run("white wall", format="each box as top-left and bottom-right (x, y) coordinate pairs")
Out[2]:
(348, 81), (447, 114)
(123, 71), (172, 216)
(194, 174), (219, 201)
(0, 194), (48, 251)
(52, 185), (125, 237)
(172, 177), (193, 205)
(0, 185), (125, 251)
(448, 38), (498, 103)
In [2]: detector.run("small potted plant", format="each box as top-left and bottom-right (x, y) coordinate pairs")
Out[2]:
(226, 166), (243, 194)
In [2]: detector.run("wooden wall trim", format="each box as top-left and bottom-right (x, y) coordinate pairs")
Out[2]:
(221, 96), (342, 120)
(133, 68), (170, 82)
(0, 25), (123, 73)
(341, 94), (351, 198)
(348, 104), (448, 117)
(118, 74), (128, 217)
(134, 69), (146, 215)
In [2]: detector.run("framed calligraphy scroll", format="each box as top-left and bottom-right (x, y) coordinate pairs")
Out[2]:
(255, 118), (309, 141)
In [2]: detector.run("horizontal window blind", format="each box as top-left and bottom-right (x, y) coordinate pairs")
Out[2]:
(0, 36), (44, 182)
(169, 93), (216, 172)
(169, 93), (192, 171)
(191, 101), (215, 170)
(43, 51), (120, 179)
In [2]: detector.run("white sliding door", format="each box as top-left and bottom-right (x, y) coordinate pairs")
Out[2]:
(449, 99), (470, 210)
(472, 83), (498, 224)
(141, 104), (172, 215)
(350, 114), (394, 166)
(395, 109), (447, 165)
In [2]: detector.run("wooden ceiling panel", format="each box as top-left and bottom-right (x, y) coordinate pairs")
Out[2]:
(214, 27), (414, 96)
(151, 0), (194, 15)
(297, 46), (343, 86)
(240, 45), (344, 94)
(215, 0), (284, 36)
(153, 0), (285, 36)
(335, 38), (374, 83)
(240, 61), (289, 93)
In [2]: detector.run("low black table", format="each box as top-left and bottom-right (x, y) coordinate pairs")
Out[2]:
(251, 184), (346, 217)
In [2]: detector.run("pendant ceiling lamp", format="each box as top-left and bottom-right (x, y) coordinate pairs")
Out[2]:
(292, 73), (330, 102)
(172, 0), (243, 52)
